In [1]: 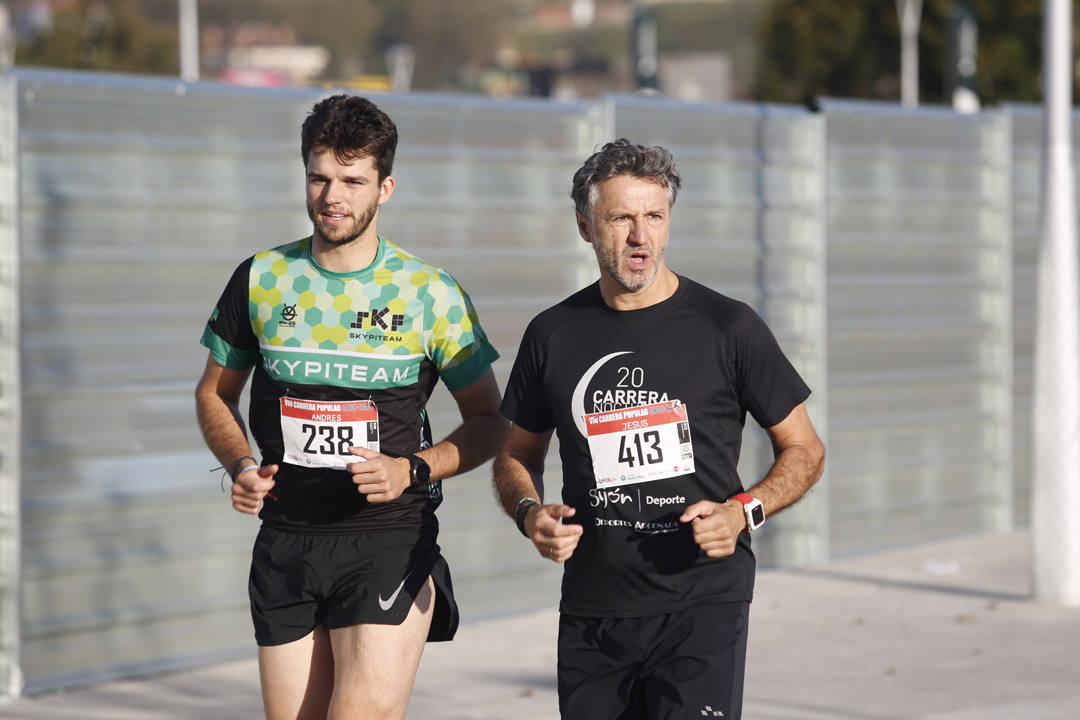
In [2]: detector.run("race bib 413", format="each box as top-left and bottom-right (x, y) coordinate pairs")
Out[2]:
(584, 400), (694, 489)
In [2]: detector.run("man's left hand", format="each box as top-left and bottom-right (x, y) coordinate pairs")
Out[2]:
(347, 447), (412, 502)
(680, 500), (746, 558)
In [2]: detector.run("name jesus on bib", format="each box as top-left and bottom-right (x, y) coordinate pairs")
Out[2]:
(280, 397), (380, 469)
(584, 400), (694, 489)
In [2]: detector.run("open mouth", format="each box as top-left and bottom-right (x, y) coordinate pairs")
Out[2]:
(626, 251), (650, 270)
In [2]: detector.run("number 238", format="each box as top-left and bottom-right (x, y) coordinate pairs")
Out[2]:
(301, 423), (354, 455)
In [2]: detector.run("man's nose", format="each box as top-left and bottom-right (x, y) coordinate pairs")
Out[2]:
(322, 180), (341, 204)
(627, 216), (648, 244)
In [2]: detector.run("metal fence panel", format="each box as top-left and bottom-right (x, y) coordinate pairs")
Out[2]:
(612, 96), (829, 565)
(1005, 103), (1072, 531)
(1006, 103), (1080, 535)
(821, 99), (1013, 554)
(0, 73), (20, 698)
(1008, 104), (1039, 529)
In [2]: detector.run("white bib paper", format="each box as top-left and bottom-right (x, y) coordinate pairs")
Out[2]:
(584, 400), (694, 489)
(280, 397), (379, 469)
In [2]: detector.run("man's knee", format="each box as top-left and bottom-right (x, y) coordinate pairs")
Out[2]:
(328, 689), (407, 720)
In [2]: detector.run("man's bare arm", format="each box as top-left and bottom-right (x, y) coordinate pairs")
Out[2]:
(195, 354), (254, 470)
(195, 354), (277, 514)
(747, 403), (825, 516)
(421, 368), (508, 481)
(493, 424), (581, 562)
(493, 423), (552, 514)
(681, 402), (824, 557)
(348, 368), (508, 502)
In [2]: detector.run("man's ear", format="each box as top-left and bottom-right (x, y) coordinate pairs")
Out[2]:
(576, 212), (591, 244)
(378, 175), (395, 205)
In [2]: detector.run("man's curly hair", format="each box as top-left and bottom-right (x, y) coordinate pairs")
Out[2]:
(301, 94), (398, 180)
(570, 138), (681, 218)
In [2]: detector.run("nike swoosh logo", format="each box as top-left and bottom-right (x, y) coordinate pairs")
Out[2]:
(378, 572), (411, 611)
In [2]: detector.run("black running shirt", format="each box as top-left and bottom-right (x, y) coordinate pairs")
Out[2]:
(500, 277), (810, 617)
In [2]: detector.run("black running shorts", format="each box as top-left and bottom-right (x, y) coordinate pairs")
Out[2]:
(248, 525), (459, 647)
(557, 601), (749, 720)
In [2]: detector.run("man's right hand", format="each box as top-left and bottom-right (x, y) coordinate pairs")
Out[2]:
(231, 464), (278, 515)
(526, 504), (583, 563)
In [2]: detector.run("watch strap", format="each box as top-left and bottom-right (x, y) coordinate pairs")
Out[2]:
(732, 492), (765, 531)
(406, 454), (431, 485)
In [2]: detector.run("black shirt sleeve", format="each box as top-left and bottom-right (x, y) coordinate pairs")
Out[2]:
(500, 317), (556, 433)
(730, 303), (811, 429)
(201, 257), (259, 368)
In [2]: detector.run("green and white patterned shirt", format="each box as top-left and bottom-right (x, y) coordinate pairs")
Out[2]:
(202, 236), (498, 533)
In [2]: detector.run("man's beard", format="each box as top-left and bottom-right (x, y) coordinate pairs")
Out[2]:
(592, 244), (663, 293)
(307, 197), (379, 247)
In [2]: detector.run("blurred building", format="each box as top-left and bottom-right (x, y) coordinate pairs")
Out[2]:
(202, 21), (328, 87)
(499, 0), (755, 101)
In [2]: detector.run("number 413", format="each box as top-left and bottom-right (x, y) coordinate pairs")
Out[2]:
(617, 430), (663, 467)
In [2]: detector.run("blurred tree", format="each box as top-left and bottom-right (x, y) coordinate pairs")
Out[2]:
(920, 0), (1044, 103)
(754, 0), (1060, 106)
(753, 0), (900, 105)
(15, 0), (178, 74)
(371, 0), (516, 90)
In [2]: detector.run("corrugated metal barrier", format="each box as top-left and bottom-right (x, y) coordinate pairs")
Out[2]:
(822, 99), (1014, 554)
(0, 68), (1051, 696)
(0, 73), (20, 699)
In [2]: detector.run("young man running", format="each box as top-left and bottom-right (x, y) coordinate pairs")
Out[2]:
(197, 95), (506, 720)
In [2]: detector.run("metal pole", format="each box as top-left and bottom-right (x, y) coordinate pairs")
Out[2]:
(947, 2), (980, 113)
(631, 2), (658, 92)
(1033, 0), (1080, 607)
(896, 0), (923, 107)
(179, 0), (199, 82)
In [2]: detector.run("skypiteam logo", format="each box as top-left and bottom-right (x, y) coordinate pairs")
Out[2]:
(351, 308), (405, 332)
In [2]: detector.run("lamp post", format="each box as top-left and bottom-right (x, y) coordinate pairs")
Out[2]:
(1033, 0), (1080, 607)
(895, 0), (923, 107)
(179, 0), (199, 82)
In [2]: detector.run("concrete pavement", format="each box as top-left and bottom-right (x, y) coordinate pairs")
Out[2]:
(2, 530), (1078, 719)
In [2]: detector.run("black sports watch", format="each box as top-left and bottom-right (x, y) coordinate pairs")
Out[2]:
(406, 454), (432, 486)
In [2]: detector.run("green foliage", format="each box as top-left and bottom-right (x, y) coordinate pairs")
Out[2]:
(754, 0), (1064, 106)
(369, 0), (516, 90)
(16, 0), (179, 75)
(753, 0), (900, 105)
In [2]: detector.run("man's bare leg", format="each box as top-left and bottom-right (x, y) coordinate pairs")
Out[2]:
(327, 576), (436, 720)
(258, 625), (334, 720)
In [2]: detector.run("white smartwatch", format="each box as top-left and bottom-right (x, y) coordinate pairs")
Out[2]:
(733, 493), (765, 532)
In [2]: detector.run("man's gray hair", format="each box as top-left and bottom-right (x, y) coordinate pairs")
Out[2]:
(570, 138), (681, 217)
